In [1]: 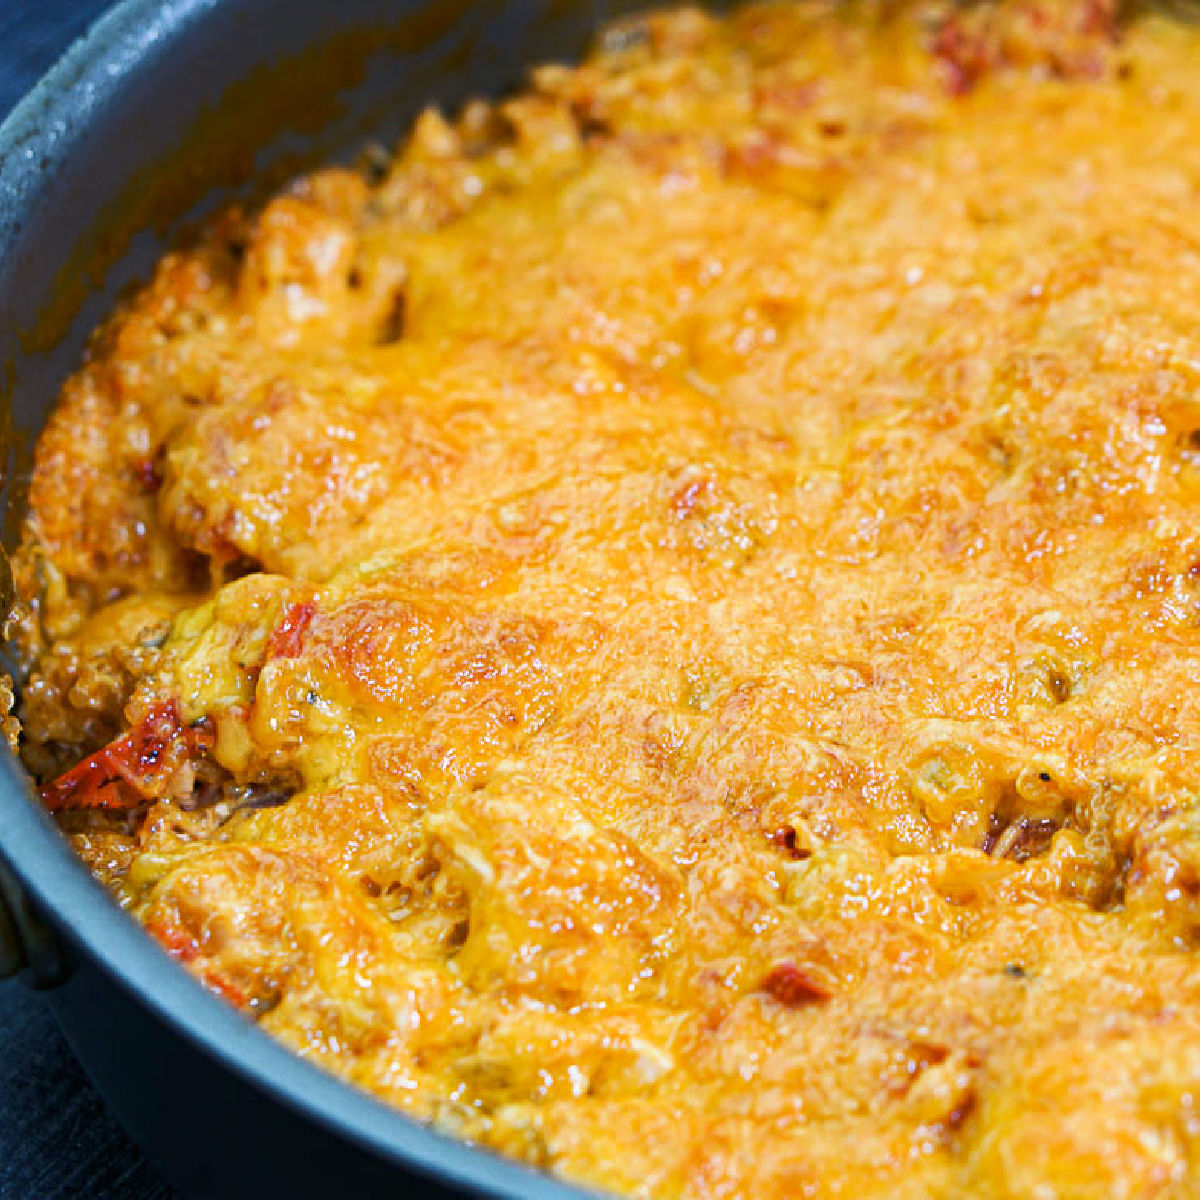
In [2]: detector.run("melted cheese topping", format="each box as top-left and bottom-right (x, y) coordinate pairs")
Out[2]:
(19, 2), (1200, 1194)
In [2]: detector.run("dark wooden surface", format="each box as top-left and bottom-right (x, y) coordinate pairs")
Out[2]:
(0, 3), (175, 1196)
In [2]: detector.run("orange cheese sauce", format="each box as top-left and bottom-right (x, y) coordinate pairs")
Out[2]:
(17, 1), (1200, 1194)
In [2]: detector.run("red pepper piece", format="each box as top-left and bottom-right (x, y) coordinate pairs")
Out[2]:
(761, 961), (831, 1007)
(40, 700), (212, 813)
(265, 599), (316, 660)
(147, 917), (250, 1009)
(146, 919), (200, 963)
(200, 971), (250, 1009)
(932, 16), (992, 96)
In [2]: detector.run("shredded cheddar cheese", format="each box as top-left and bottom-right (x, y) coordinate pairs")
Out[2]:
(18, 2), (1200, 1194)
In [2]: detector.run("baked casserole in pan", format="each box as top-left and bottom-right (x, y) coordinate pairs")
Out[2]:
(14, 0), (1200, 1194)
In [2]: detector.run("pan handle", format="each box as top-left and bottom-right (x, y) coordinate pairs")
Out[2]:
(0, 859), (70, 987)
(0, 866), (21, 978)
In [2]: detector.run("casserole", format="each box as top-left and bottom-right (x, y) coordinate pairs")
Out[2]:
(11, 0), (1200, 1197)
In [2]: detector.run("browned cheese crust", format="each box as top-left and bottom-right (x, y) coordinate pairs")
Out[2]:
(17, 1), (1200, 1194)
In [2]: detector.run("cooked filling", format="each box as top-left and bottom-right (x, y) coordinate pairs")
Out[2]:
(17, 0), (1200, 1193)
